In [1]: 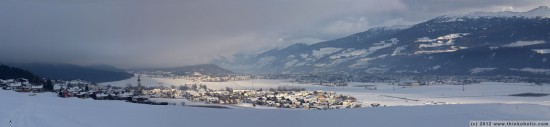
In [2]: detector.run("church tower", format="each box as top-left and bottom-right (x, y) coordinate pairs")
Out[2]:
(137, 75), (143, 95)
(137, 75), (142, 88)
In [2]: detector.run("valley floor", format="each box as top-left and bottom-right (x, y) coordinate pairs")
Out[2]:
(1, 90), (550, 127)
(102, 76), (550, 107)
(4, 76), (545, 127)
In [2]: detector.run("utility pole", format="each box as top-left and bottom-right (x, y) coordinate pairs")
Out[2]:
(463, 76), (471, 92)
(392, 82), (395, 91)
(251, 78), (254, 90)
(539, 82), (544, 92)
(462, 83), (465, 91)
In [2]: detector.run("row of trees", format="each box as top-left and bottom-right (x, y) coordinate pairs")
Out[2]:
(1, 64), (55, 91)
(0, 64), (43, 83)
(177, 84), (208, 91)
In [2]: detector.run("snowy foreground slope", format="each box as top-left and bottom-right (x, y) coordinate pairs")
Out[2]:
(2, 90), (550, 127)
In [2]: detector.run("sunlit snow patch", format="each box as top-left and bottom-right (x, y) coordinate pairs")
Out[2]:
(532, 49), (550, 54)
(502, 40), (545, 47)
(510, 68), (550, 75)
(470, 68), (497, 74)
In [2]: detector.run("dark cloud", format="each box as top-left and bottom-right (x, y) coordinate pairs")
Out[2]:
(0, 0), (548, 68)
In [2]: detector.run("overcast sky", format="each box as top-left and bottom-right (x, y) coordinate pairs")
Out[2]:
(1, 0), (548, 68)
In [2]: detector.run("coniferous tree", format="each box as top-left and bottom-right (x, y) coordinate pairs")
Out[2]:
(43, 79), (54, 91)
(0, 64), (44, 84)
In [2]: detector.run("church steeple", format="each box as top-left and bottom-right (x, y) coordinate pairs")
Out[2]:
(136, 75), (143, 95)
(137, 75), (142, 87)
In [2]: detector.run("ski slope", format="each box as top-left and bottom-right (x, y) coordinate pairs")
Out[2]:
(1, 90), (550, 127)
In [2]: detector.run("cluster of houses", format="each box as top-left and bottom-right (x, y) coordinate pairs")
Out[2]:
(314, 82), (348, 87)
(2, 76), (363, 110)
(184, 73), (250, 82)
(286, 74), (534, 87)
(249, 90), (362, 109)
(0, 78), (152, 104)
(53, 80), (173, 105)
(144, 88), (183, 98)
(134, 71), (252, 82)
(0, 78), (43, 92)
(180, 85), (362, 110)
(105, 79), (363, 109)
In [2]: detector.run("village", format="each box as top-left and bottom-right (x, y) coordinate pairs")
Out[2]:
(3, 72), (542, 110)
(0, 76), (363, 110)
(181, 85), (362, 109)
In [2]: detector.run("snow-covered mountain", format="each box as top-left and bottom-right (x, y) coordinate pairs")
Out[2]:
(215, 6), (550, 76)
(442, 6), (550, 22)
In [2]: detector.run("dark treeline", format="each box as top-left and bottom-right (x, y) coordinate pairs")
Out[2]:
(0, 64), (43, 83)
(12, 63), (133, 83)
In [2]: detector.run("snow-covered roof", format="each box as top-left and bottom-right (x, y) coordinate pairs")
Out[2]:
(96, 93), (109, 97)
(31, 85), (43, 89)
(118, 92), (134, 97)
(8, 83), (22, 87)
(53, 85), (62, 90)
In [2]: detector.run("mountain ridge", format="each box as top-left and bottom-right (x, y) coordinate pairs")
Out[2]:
(133, 64), (234, 76)
(214, 6), (550, 76)
(10, 63), (133, 83)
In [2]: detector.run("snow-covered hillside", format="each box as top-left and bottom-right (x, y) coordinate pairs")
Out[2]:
(215, 6), (550, 75)
(1, 90), (550, 127)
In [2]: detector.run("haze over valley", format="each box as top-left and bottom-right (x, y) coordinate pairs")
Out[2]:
(1, 1), (550, 127)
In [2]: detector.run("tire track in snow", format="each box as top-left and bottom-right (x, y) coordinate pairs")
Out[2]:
(7, 93), (31, 127)
(7, 93), (92, 127)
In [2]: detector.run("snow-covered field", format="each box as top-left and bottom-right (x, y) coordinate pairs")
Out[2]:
(102, 76), (550, 106)
(1, 90), (550, 127)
